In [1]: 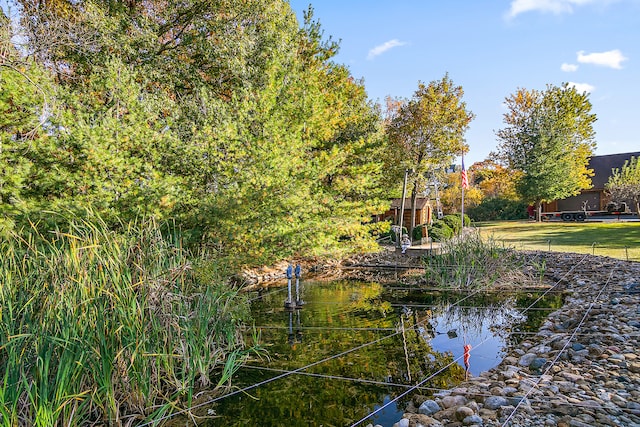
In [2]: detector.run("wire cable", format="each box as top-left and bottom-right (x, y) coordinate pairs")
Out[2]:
(500, 267), (615, 426)
(140, 252), (592, 426)
(349, 253), (591, 426)
(136, 325), (403, 427)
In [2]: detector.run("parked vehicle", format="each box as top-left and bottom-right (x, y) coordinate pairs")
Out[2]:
(540, 202), (633, 221)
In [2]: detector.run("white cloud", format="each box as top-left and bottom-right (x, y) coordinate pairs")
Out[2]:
(506, 0), (599, 19)
(577, 49), (627, 69)
(561, 63), (579, 72)
(567, 82), (595, 93)
(367, 39), (406, 60)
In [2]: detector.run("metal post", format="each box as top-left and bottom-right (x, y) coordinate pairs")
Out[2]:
(288, 311), (294, 346)
(398, 169), (410, 248)
(285, 265), (293, 309)
(294, 264), (303, 307)
(460, 154), (467, 236)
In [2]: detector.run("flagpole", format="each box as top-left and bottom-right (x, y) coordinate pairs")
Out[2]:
(461, 153), (465, 235)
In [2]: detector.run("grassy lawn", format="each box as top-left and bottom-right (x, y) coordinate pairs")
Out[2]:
(474, 220), (640, 262)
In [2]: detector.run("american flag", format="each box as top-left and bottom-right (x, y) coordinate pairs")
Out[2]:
(461, 158), (469, 190)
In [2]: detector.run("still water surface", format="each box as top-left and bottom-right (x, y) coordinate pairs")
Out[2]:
(208, 280), (561, 426)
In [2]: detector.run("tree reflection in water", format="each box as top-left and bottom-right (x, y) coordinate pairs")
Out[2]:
(204, 280), (562, 427)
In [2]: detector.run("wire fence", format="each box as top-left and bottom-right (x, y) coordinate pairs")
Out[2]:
(494, 239), (640, 262)
(138, 250), (630, 426)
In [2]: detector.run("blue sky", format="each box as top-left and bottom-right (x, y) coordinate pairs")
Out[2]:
(288, 0), (640, 165)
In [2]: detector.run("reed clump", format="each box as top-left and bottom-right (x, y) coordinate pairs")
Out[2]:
(0, 215), (254, 426)
(422, 230), (540, 289)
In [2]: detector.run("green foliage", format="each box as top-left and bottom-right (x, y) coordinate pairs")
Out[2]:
(0, 214), (256, 424)
(423, 231), (530, 288)
(424, 215), (471, 242)
(441, 214), (470, 234)
(468, 197), (528, 221)
(0, 19), (54, 233)
(412, 224), (426, 241)
(495, 83), (596, 217)
(606, 156), (640, 213)
(428, 220), (454, 242)
(4, 0), (389, 265)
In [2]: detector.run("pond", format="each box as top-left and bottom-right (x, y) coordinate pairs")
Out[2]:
(205, 279), (563, 427)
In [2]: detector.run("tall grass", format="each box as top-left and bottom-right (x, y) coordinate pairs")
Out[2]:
(0, 214), (255, 426)
(422, 230), (540, 288)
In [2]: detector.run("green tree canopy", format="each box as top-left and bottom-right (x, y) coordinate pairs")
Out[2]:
(606, 156), (640, 214)
(0, 11), (54, 233)
(495, 83), (596, 220)
(386, 74), (474, 232)
(3, 0), (388, 264)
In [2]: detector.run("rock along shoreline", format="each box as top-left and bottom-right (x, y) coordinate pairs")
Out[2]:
(384, 251), (640, 427)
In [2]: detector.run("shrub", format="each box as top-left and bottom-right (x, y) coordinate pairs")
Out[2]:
(442, 214), (461, 233)
(412, 224), (427, 241)
(467, 197), (528, 221)
(427, 220), (453, 242)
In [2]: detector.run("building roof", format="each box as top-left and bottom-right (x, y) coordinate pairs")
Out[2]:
(389, 197), (431, 210)
(589, 151), (640, 189)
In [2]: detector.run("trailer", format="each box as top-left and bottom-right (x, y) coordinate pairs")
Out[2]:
(540, 202), (633, 222)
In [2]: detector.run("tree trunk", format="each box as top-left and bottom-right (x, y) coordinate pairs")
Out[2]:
(410, 180), (418, 240)
(536, 200), (542, 222)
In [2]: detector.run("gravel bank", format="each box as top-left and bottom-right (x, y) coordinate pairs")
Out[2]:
(387, 252), (640, 427)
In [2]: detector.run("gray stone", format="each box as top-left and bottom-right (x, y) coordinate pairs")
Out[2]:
(611, 393), (628, 407)
(455, 406), (475, 421)
(498, 405), (516, 418)
(502, 386), (518, 395)
(568, 419), (593, 427)
(484, 396), (508, 410)
(462, 414), (484, 425)
(408, 414), (442, 427)
(519, 353), (537, 367)
(440, 395), (467, 408)
(609, 354), (626, 361)
(610, 334), (626, 342)
(530, 357), (547, 370)
(418, 400), (441, 416)
(507, 396), (529, 407)
(393, 419), (409, 427)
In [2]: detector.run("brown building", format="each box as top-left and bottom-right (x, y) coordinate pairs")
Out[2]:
(542, 151), (640, 213)
(379, 197), (432, 229)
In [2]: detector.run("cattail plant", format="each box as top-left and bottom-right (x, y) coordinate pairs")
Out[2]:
(0, 213), (257, 426)
(422, 230), (540, 289)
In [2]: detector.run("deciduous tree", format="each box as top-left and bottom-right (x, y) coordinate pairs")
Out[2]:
(495, 83), (596, 220)
(606, 156), (640, 214)
(386, 74), (474, 233)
